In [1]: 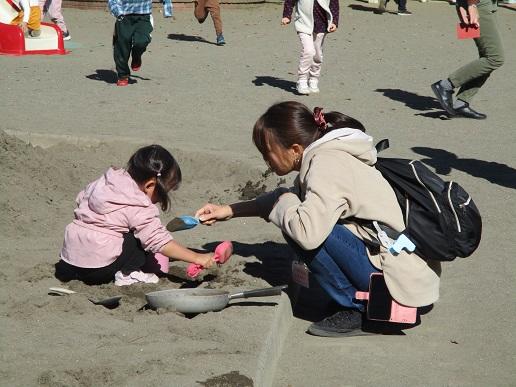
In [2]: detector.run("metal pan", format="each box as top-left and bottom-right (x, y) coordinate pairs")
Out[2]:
(145, 285), (287, 313)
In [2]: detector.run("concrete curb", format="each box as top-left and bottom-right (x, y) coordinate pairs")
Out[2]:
(4, 129), (147, 149)
(254, 291), (294, 387)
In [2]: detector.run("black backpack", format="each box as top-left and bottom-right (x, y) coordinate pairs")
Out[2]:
(373, 139), (482, 261)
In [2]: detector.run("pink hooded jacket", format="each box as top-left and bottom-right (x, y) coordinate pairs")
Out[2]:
(60, 168), (173, 268)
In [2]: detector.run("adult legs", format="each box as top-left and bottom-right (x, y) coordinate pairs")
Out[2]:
(448, 5), (504, 104)
(286, 225), (378, 312)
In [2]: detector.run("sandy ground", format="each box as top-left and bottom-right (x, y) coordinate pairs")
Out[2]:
(0, 0), (515, 386)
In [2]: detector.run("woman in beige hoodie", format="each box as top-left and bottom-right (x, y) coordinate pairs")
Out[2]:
(196, 101), (441, 337)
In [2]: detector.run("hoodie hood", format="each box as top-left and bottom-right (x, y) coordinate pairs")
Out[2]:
(86, 168), (151, 214)
(303, 128), (377, 166)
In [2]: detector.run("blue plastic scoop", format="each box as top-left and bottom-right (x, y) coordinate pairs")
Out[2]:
(166, 215), (200, 232)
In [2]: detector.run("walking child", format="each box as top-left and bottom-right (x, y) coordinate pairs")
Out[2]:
(282, 0), (339, 95)
(39, 0), (71, 40)
(193, 0), (225, 46)
(108, 0), (173, 86)
(56, 145), (217, 286)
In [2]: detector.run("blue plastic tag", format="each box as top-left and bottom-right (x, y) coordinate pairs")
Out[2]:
(388, 234), (416, 255)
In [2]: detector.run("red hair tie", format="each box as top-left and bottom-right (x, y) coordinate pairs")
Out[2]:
(313, 107), (327, 131)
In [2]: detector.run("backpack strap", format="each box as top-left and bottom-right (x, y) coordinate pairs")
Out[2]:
(375, 139), (390, 153)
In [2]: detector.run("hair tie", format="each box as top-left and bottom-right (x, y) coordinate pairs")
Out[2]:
(313, 107), (327, 131)
(157, 172), (162, 177)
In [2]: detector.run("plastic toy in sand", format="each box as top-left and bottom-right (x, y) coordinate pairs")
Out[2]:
(0, 0), (66, 55)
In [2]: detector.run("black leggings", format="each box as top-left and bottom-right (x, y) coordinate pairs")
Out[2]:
(55, 233), (151, 285)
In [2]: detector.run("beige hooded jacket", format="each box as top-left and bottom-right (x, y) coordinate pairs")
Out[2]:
(256, 128), (441, 307)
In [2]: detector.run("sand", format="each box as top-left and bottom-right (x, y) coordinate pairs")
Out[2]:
(1, 1), (515, 386)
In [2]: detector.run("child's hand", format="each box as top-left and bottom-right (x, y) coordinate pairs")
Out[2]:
(195, 253), (215, 269)
(195, 204), (233, 225)
(328, 23), (337, 33)
(19, 22), (28, 36)
(281, 17), (290, 26)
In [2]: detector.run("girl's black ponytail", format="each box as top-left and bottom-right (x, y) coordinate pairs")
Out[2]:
(127, 145), (182, 211)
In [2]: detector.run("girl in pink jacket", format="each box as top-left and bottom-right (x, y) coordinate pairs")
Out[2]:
(56, 145), (215, 286)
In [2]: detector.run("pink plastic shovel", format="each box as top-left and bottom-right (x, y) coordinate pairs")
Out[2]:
(186, 241), (233, 278)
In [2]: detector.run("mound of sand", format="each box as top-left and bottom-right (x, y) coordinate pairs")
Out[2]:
(0, 130), (285, 239)
(0, 130), (294, 386)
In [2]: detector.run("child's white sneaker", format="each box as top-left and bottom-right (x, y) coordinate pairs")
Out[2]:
(297, 80), (310, 95)
(114, 270), (159, 286)
(308, 78), (320, 93)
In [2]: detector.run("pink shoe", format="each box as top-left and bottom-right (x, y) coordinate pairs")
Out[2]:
(114, 270), (159, 286)
(154, 253), (169, 273)
(186, 241), (233, 278)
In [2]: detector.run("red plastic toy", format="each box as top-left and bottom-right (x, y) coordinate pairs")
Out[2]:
(0, 21), (66, 55)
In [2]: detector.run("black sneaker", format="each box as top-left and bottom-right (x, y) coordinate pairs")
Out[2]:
(397, 9), (412, 15)
(307, 309), (371, 337)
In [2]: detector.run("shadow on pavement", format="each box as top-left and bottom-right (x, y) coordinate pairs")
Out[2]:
(86, 70), (149, 84)
(375, 88), (457, 119)
(253, 75), (297, 94)
(348, 3), (396, 13)
(375, 88), (443, 111)
(412, 147), (516, 189)
(85, 69), (118, 84)
(167, 33), (216, 45)
(414, 111), (452, 120)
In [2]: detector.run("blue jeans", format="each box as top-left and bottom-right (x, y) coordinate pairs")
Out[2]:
(286, 225), (378, 311)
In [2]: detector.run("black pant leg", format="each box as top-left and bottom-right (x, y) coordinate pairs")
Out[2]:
(54, 232), (148, 285)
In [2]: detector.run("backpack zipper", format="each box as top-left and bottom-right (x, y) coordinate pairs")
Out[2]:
(405, 196), (410, 226)
(460, 196), (471, 208)
(409, 161), (441, 213)
(447, 182), (461, 232)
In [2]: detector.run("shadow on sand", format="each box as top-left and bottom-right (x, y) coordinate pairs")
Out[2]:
(167, 33), (216, 45)
(85, 69), (150, 84)
(253, 75), (297, 94)
(375, 88), (452, 119)
(85, 69), (118, 84)
(413, 147), (516, 189)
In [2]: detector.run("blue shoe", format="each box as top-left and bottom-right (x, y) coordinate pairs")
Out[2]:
(216, 33), (226, 46)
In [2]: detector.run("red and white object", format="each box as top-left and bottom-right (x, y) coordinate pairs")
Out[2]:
(186, 241), (233, 278)
(0, 21), (67, 55)
(355, 273), (417, 324)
